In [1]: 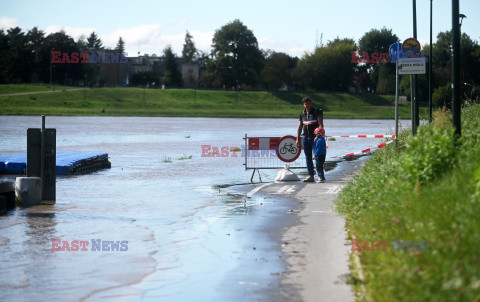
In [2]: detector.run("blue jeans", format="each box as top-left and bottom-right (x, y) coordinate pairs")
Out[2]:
(302, 136), (315, 177)
(315, 155), (326, 180)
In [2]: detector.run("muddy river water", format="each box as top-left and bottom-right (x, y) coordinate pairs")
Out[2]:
(0, 116), (410, 301)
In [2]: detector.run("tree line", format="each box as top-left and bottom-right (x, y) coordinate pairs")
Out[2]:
(1, 19), (479, 106)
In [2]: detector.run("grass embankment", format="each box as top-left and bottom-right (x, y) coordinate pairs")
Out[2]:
(0, 84), (427, 119)
(336, 104), (480, 301)
(0, 84), (72, 94)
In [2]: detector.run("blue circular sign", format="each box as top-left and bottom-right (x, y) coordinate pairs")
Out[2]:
(389, 43), (405, 62)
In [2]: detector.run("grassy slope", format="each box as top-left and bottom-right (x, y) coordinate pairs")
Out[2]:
(336, 104), (480, 301)
(0, 85), (427, 119)
(0, 84), (72, 94)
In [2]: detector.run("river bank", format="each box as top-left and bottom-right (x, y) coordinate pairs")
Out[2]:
(0, 84), (428, 119)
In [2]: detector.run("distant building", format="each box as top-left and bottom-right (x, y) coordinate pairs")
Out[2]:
(90, 51), (205, 87)
(181, 63), (206, 87)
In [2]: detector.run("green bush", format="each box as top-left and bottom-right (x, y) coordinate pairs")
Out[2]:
(398, 125), (456, 183)
(336, 104), (480, 301)
(433, 83), (452, 108)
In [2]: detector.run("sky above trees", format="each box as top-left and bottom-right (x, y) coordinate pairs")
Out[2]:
(1, 0), (479, 58)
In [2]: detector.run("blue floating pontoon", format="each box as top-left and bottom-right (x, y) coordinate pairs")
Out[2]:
(0, 151), (111, 175)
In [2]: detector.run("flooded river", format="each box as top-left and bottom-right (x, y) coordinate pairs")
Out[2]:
(0, 116), (408, 301)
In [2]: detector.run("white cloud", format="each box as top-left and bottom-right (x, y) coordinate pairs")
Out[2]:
(0, 16), (19, 29)
(259, 37), (310, 58)
(44, 25), (96, 40)
(33, 23), (219, 58)
(189, 30), (214, 52)
(32, 22), (306, 58)
(113, 27), (214, 57)
(174, 18), (188, 26)
(102, 24), (163, 55)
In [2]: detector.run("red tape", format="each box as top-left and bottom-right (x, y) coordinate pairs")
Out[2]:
(326, 135), (395, 138)
(330, 140), (393, 159)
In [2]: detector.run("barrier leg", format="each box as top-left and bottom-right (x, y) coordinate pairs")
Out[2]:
(250, 169), (263, 183)
(257, 169), (263, 183)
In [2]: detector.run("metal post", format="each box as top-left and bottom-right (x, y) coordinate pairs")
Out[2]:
(410, 76), (414, 134)
(429, 0), (433, 123)
(395, 50), (399, 148)
(244, 134), (248, 170)
(40, 115), (45, 200)
(412, 0), (419, 134)
(452, 0), (461, 136)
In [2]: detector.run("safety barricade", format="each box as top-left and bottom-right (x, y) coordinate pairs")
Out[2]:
(243, 134), (395, 182)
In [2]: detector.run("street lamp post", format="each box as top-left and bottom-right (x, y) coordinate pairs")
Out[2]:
(50, 60), (52, 86)
(52, 65), (55, 92)
(143, 76), (146, 103)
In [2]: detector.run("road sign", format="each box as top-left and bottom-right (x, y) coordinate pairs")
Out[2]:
(389, 42), (406, 62)
(402, 38), (421, 57)
(398, 57), (426, 75)
(276, 135), (301, 162)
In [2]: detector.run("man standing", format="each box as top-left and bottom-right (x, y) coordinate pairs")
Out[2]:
(296, 97), (324, 182)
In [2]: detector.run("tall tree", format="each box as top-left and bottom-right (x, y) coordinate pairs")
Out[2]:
(260, 51), (297, 90)
(42, 30), (83, 84)
(0, 29), (8, 82)
(358, 27), (398, 90)
(115, 37), (125, 53)
(182, 31), (196, 63)
(77, 35), (88, 51)
(432, 31), (480, 88)
(163, 45), (183, 87)
(87, 32), (103, 50)
(295, 41), (356, 92)
(210, 19), (264, 88)
(328, 37), (355, 48)
(3, 27), (33, 82)
(26, 27), (46, 81)
(358, 28), (398, 64)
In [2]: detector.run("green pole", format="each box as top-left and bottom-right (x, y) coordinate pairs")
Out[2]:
(452, 0), (461, 137)
(412, 0), (419, 135)
(429, 0), (433, 123)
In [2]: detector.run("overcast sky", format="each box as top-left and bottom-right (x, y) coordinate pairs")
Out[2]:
(1, 0), (479, 58)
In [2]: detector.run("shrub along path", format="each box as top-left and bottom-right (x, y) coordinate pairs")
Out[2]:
(336, 104), (480, 301)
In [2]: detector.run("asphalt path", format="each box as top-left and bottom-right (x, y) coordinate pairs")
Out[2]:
(245, 158), (367, 301)
(0, 88), (83, 96)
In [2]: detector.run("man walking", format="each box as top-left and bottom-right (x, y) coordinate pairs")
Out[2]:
(296, 97), (324, 182)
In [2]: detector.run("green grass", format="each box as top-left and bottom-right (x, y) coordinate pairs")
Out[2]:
(336, 103), (480, 301)
(178, 154), (193, 160)
(0, 84), (429, 119)
(0, 84), (73, 94)
(161, 155), (172, 163)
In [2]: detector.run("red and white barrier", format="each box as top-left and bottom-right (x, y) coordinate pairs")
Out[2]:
(330, 140), (393, 159)
(326, 135), (396, 138)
